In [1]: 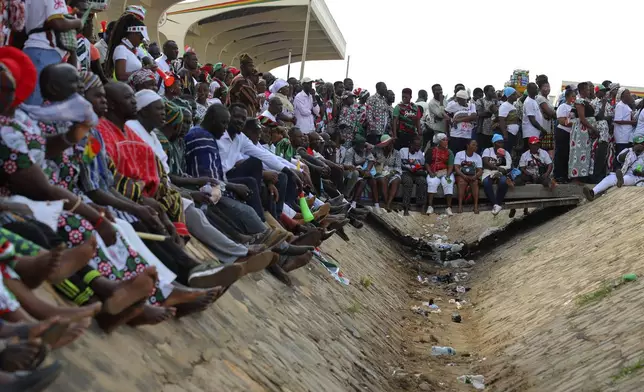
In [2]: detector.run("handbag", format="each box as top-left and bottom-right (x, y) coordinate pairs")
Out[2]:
(28, 15), (78, 53)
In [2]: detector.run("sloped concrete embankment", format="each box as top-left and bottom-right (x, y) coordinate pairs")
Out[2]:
(45, 223), (412, 392)
(471, 188), (644, 391)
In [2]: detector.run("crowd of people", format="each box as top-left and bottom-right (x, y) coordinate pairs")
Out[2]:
(0, 0), (642, 389)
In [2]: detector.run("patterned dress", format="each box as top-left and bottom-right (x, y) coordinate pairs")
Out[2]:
(568, 99), (598, 178)
(0, 110), (166, 304)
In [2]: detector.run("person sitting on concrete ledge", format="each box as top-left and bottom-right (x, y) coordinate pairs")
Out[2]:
(482, 134), (513, 215)
(517, 136), (554, 188)
(424, 133), (454, 216)
(583, 135), (644, 201)
(342, 135), (379, 211)
(454, 139), (482, 214)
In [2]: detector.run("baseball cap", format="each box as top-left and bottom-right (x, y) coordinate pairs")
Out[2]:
(301, 77), (313, 83)
(528, 136), (540, 145)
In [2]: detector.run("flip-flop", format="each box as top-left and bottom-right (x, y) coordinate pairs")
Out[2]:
(6, 361), (63, 392)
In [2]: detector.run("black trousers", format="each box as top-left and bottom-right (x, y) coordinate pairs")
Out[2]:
(554, 128), (570, 180)
(226, 157), (265, 220)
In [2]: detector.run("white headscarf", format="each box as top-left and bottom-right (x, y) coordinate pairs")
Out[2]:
(135, 89), (162, 112)
(269, 79), (288, 95)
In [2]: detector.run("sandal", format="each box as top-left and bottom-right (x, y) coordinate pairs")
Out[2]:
(5, 361), (63, 392)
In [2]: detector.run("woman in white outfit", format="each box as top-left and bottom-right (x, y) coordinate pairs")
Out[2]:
(425, 133), (455, 215)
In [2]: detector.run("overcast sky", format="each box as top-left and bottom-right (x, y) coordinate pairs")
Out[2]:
(272, 0), (644, 99)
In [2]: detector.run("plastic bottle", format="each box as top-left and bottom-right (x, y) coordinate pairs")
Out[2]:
(431, 346), (456, 356)
(457, 375), (485, 390)
(298, 192), (315, 223)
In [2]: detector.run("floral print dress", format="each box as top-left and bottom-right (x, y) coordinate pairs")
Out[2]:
(0, 110), (166, 305)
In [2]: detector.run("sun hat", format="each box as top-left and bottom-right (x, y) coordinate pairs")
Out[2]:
(492, 134), (504, 143)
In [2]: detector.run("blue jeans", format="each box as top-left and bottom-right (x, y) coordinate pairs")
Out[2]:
(482, 176), (508, 206)
(24, 47), (63, 106)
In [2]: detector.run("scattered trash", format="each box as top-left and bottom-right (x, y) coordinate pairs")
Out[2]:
(454, 272), (469, 282)
(411, 302), (441, 316)
(446, 363), (456, 366)
(457, 375), (485, 390)
(452, 312), (462, 323)
(623, 273), (638, 282)
(448, 299), (464, 309)
(431, 346), (456, 356)
(456, 286), (469, 293)
(312, 249), (350, 285)
(444, 258), (476, 268)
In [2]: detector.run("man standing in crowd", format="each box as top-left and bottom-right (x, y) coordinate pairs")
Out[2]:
(416, 89), (429, 116)
(392, 88), (422, 150)
(422, 84), (449, 149)
(476, 85), (498, 152)
(293, 77), (320, 134)
(366, 82), (390, 145)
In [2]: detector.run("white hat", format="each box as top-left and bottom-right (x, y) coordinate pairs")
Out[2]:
(301, 77), (313, 83)
(135, 89), (162, 112)
(456, 90), (469, 100)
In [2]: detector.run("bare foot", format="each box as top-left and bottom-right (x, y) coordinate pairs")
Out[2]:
(50, 317), (91, 349)
(102, 272), (155, 315)
(174, 289), (220, 318)
(474, 207), (480, 214)
(127, 305), (176, 327)
(163, 286), (208, 308)
(0, 318), (59, 340)
(48, 236), (97, 285)
(15, 246), (64, 288)
(457, 206), (463, 214)
(95, 303), (144, 334)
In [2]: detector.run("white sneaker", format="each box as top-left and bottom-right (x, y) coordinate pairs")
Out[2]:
(445, 207), (453, 216)
(374, 206), (383, 214)
(492, 204), (503, 215)
(426, 206), (434, 215)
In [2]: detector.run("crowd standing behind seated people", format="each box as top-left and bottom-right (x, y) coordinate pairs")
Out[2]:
(0, 0), (641, 388)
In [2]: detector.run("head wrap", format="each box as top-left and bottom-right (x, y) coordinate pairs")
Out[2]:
(270, 79), (289, 95)
(79, 71), (102, 92)
(456, 90), (469, 100)
(0, 47), (36, 110)
(124, 5), (146, 21)
(433, 132), (448, 144)
(200, 64), (213, 75)
(616, 87), (629, 103)
(165, 100), (184, 127)
(359, 89), (370, 100)
(609, 82), (621, 92)
(214, 62), (226, 72)
(135, 89), (162, 112)
(503, 87), (516, 97)
(128, 68), (156, 90)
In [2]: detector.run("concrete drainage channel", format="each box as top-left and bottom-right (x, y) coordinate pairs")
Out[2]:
(367, 205), (579, 391)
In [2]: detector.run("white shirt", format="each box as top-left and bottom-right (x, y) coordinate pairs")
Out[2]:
(556, 103), (574, 133)
(481, 147), (512, 180)
(454, 151), (483, 168)
(498, 101), (519, 135)
(24, 0), (67, 57)
(240, 142), (297, 171)
(293, 91), (320, 133)
(445, 101), (476, 139)
(614, 101), (634, 144)
(633, 109), (644, 140)
(217, 130), (290, 174)
(155, 54), (173, 95)
(399, 147), (425, 170)
(519, 149), (552, 177)
(522, 97), (543, 138)
(260, 110), (278, 123)
(113, 44), (142, 74)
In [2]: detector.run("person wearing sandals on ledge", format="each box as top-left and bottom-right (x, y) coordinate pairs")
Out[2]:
(482, 134), (512, 215)
(583, 135), (644, 201)
(424, 133), (454, 216)
(454, 139), (482, 214)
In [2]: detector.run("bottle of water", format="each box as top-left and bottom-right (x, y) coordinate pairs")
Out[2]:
(431, 346), (456, 356)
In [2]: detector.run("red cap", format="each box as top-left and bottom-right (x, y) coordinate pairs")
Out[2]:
(0, 47), (37, 109)
(528, 136), (540, 145)
(228, 67), (240, 76)
(594, 86), (600, 93)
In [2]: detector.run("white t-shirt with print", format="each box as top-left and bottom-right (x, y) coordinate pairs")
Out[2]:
(519, 149), (552, 177)
(614, 101), (634, 144)
(454, 151), (483, 176)
(556, 103), (574, 133)
(24, 0), (68, 57)
(498, 101), (519, 135)
(113, 44), (143, 74)
(522, 97), (543, 138)
(446, 101), (476, 139)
